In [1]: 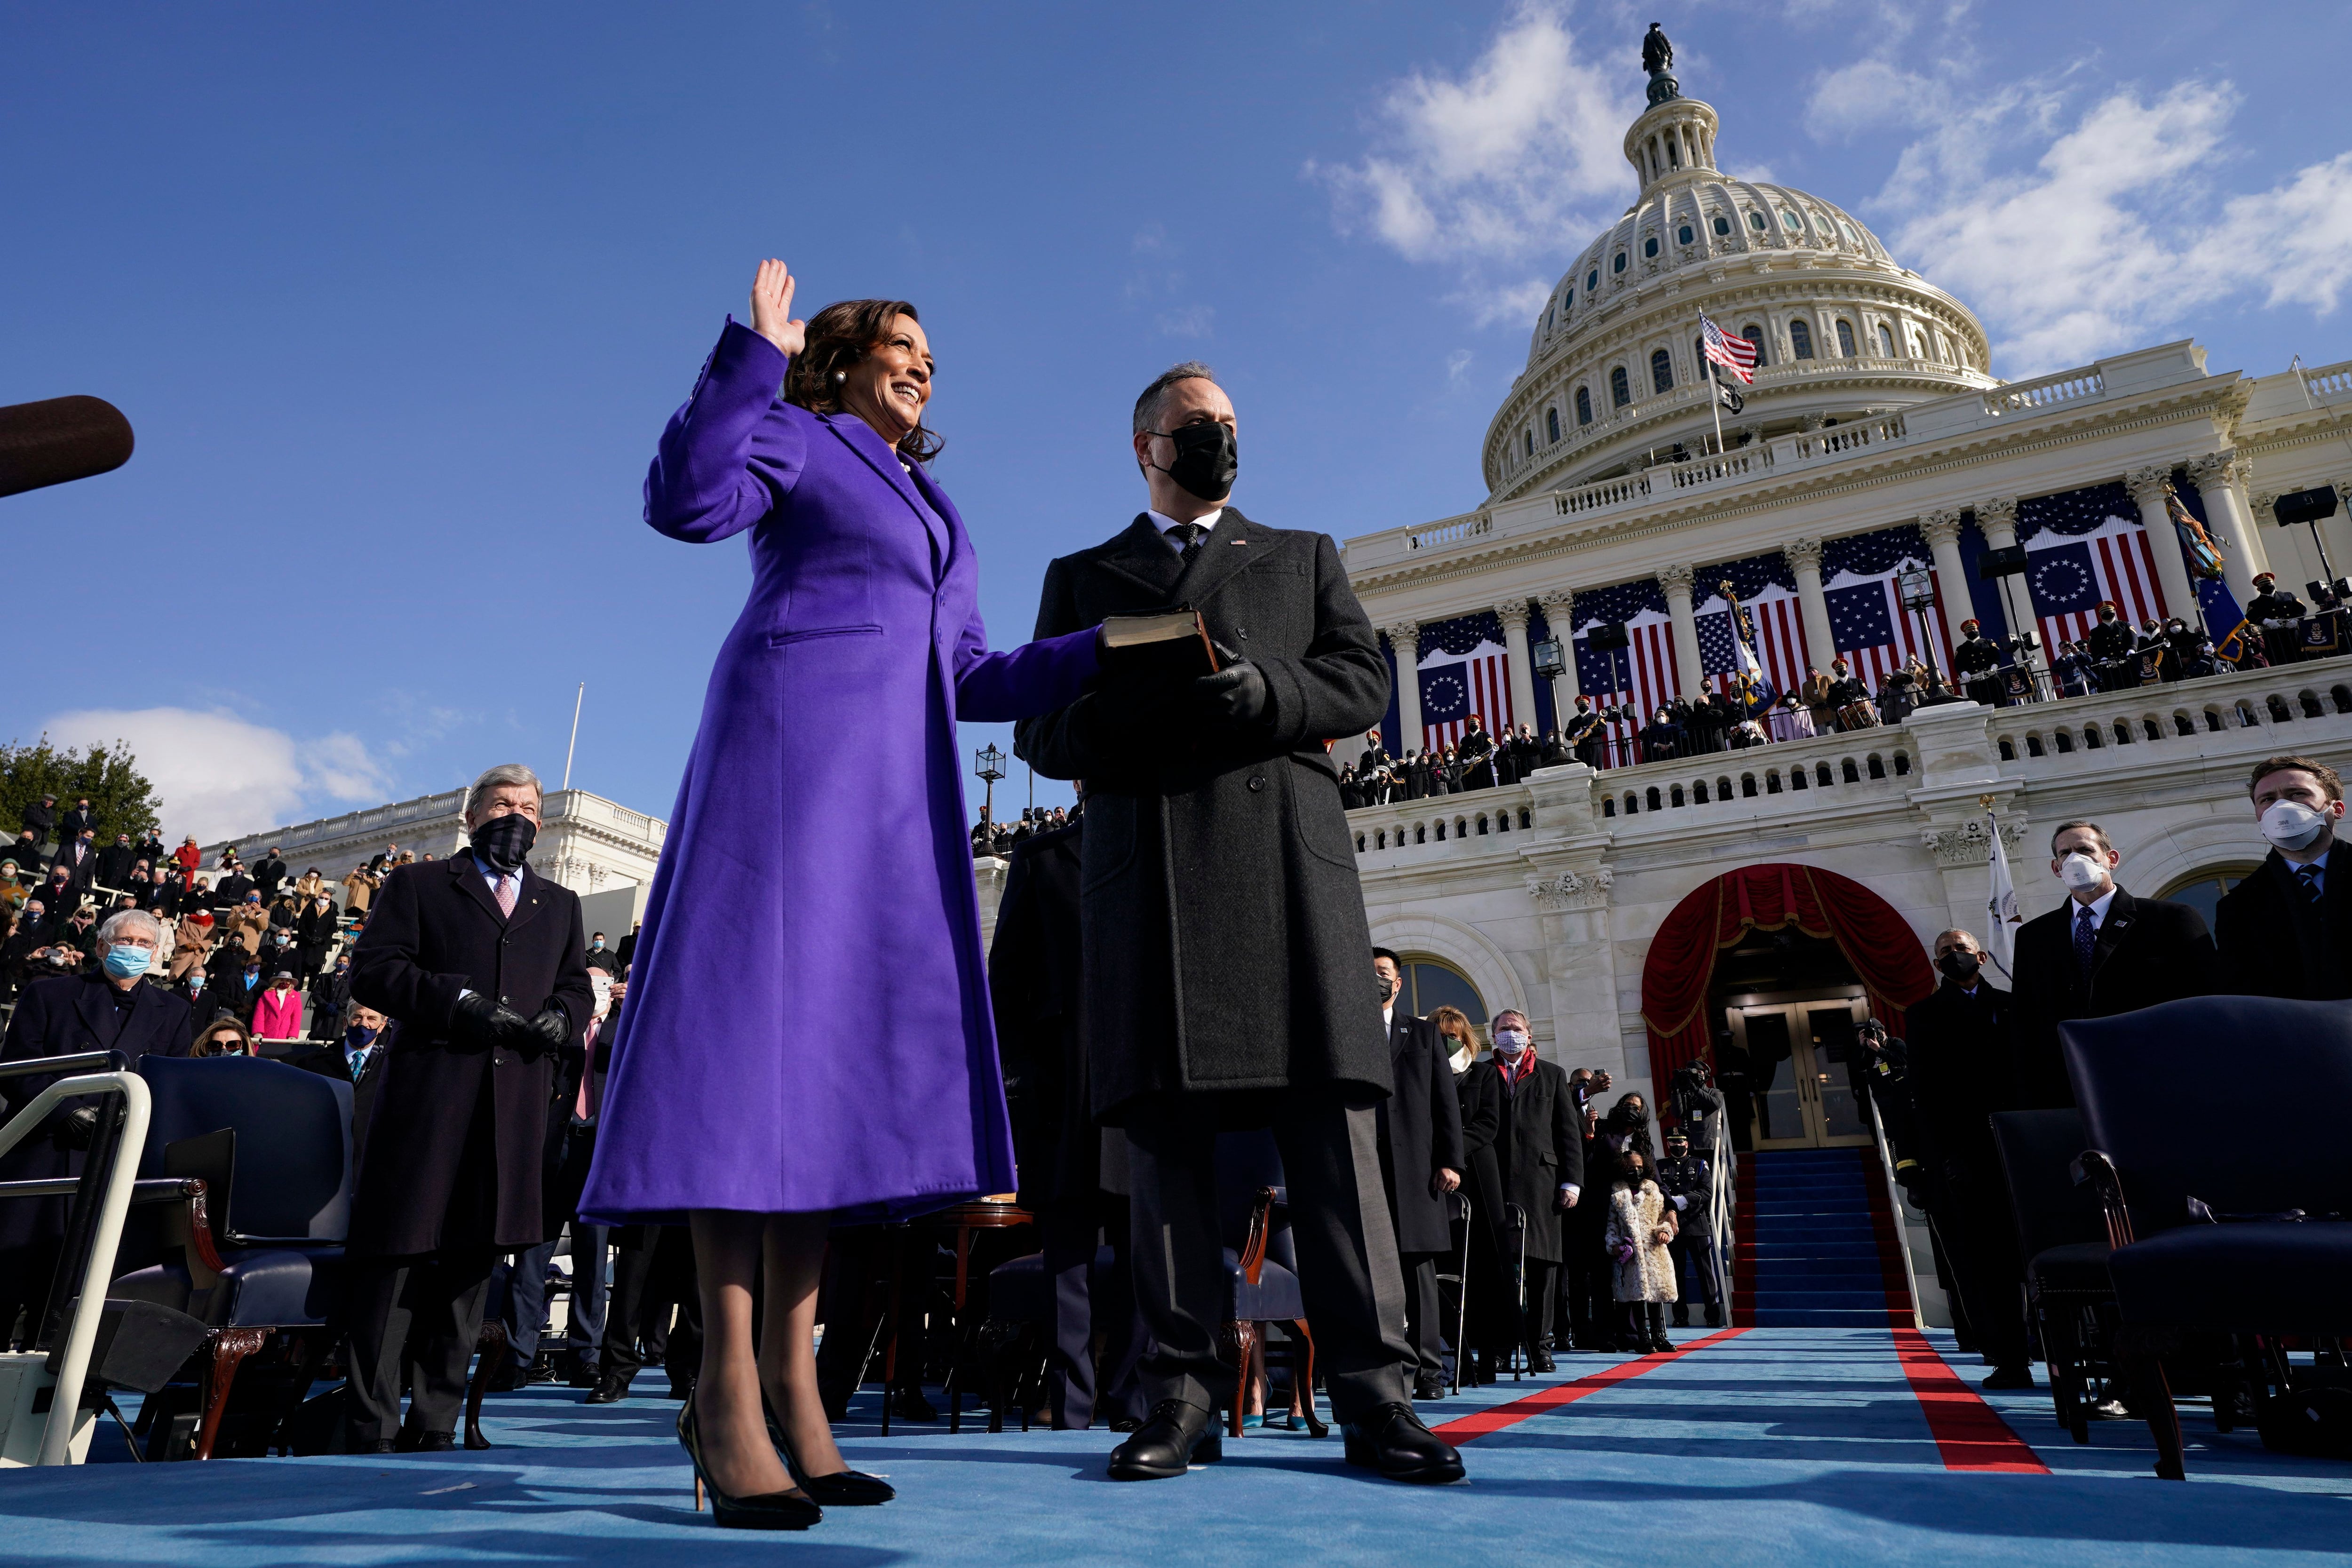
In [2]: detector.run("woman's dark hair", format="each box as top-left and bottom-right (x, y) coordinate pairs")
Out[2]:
(783, 299), (944, 462)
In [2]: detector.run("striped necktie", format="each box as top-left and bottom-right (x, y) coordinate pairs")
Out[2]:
(2296, 863), (2324, 905)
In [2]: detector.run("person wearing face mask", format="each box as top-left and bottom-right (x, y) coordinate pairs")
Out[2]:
(252, 968), (305, 1042)
(1017, 362), (1463, 1486)
(2010, 820), (2217, 1110)
(1903, 927), (2031, 1388)
(1371, 949), (1465, 1402)
(2246, 573), (2310, 668)
(583, 931), (618, 975)
(0, 907), (191, 1346)
(2214, 756), (2352, 1000)
(342, 764), (594, 1457)
(1460, 1011), (1581, 1375)
(2084, 602), (2136, 691)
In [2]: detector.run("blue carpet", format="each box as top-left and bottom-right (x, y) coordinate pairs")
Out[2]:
(1741, 1150), (1905, 1328)
(2, 1329), (2347, 1567)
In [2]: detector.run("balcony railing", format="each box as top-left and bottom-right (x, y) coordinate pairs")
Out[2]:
(1982, 367), (2104, 416)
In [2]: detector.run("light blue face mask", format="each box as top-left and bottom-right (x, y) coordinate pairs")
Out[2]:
(103, 944), (150, 979)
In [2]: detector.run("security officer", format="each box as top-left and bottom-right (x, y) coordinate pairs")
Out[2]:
(1852, 1017), (1914, 1168)
(2084, 603), (2136, 691)
(2247, 573), (2309, 667)
(1655, 1129), (1720, 1328)
(1953, 619), (2003, 707)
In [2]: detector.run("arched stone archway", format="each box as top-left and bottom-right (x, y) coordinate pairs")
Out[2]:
(1368, 909), (1526, 1034)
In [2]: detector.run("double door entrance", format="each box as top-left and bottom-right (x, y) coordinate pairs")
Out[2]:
(1724, 987), (1875, 1150)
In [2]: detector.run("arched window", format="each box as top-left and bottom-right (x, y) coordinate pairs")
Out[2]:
(1588, 268), (1599, 291)
(1713, 215), (1731, 236)
(1547, 407), (1561, 443)
(1789, 319), (1814, 359)
(1878, 323), (1896, 357)
(1741, 324), (1766, 366)
(2156, 867), (2258, 931)
(1677, 223), (1693, 244)
(1651, 349), (1674, 394)
(1391, 955), (1487, 1026)
(1836, 319), (1857, 357)
(1613, 251), (1628, 274)
(1576, 386), (1593, 425)
(1524, 429), (1534, 456)
(1610, 366), (1631, 407)
(1563, 290), (1573, 312)
(1644, 236), (1660, 258)
(1781, 209), (1802, 231)
(1747, 210), (1766, 231)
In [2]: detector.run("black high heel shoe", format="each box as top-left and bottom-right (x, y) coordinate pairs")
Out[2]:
(677, 1389), (822, 1530)
(764, 1401), (895, 1505)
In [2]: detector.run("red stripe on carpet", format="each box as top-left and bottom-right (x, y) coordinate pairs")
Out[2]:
(1430, 1327), (1751, 1442)
(1891, 1327), (2050, 1473)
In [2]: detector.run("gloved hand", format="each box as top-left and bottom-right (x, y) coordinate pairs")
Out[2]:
(1191, 642), (1269, 728)
(522, 1007), (570, 1056)
(450, 989), (530, 1049)
(51, 1105), (100, 1152)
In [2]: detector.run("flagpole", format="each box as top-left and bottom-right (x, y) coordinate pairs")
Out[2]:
(1703, 320), (1729, 461)
(562, 682), (585, 792)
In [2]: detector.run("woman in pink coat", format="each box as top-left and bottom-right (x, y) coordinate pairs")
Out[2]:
(251, 971), (304, 1040)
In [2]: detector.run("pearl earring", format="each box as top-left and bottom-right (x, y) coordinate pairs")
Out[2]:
(834, 371), (847, 383)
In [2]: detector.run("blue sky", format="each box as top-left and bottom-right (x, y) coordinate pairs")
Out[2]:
(5, 1), (2349, 843)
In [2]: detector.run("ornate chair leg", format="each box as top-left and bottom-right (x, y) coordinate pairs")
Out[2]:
(1291, 1321), (1328, 1438)
(2116, 1328), (2186, 1480)
(1226, 1321), (1256, 1440)
(465, 1318), (509, 1450)
(193, 1328), (269, 1461)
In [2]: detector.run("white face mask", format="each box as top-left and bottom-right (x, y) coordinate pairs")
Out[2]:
(1494, 1028), (1529, 1057)
(2261, 800), (2332, 852)
(2058, 851), (2108, 893)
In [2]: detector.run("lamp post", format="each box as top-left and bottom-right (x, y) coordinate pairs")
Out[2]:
(1894, 560), (1957, 705)
(975, 743), (1006, 830)
(1531, 636), (1566, 733)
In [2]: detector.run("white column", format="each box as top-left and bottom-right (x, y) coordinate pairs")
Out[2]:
(1918, 508), (1977, 645)
(1785, 537), (1836, 674)
(1495, 599), (1540, 732)
(2189, 450), (2270, 608)
(1976, 494), (2019, 552)
(1540, 590), (1579, 711)
(1657, 564), (1708, 700)
(2125, 466), (2200, 625)
(1386, 622), (1423, 752)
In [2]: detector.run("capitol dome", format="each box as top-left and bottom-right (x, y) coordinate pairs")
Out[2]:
(1483, 74), (1997, 502)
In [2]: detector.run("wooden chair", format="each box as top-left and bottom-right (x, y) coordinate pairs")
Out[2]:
(1223, 1184), (1326, 1440)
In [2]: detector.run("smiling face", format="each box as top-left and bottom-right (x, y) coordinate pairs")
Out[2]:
(839, 312), (933, 447)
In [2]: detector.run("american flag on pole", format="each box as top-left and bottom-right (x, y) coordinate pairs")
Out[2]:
(1699, 311), (1759, 385)
(2018, 488), (2170, 647)
(1415, 613), (1515, 752)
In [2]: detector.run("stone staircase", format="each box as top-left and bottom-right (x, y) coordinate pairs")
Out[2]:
(1732, 1146), (1910, 1328)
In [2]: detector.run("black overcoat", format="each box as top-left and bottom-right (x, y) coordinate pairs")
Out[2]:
(0, 974), (192, 1259)
(346, 850), (593, 1257)
(1904, 980), (2013, 1182)
(1014, 511), (1392, 1122)
(1460, 1056), (1581, 1264)
(2215, 843), (2352, 1001)
(989, 820), (1099, 1212)
(2009, 886), (2216, 1109)
(1377, 1012), (1466, 1255)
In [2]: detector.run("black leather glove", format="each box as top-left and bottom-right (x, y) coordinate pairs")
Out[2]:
(523, 1007), (570, 1056)
(1191, 642), (1269, 728)
(51, 1104), (100, 1152)
(450, 989), (529, 1049)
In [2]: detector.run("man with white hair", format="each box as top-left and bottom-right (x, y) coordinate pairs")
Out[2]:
(344, 763), (595, 1453)
(0, 906), (191, 1344)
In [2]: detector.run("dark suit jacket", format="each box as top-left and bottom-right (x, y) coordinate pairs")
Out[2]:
(1377, 1011), (1465, 1255)
(990, 820), (1097, 1213)
(95, 845), (135, 887)
(1904, 980), (2013, 1182)
(1015, 511), (1392, 1121)
(56, 843), (96, 887)
(346, 849), (593, 1256)
(57, 810), (95, 843)
(1461, 1056), (1582, 1263)
(2215, 843), (2352, 1001)
(2010, 886), (2216, 1108)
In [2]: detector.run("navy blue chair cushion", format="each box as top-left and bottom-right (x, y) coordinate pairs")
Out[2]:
(986, 1246), (1120, 1325)
(2107, 1223), (2352, 1335)
(111, 1246), (345, 1329)
(1223, 1248), (1303, 1322)
(135, 1055), (352, 1243)
(2024, 1240), (2112, 1293)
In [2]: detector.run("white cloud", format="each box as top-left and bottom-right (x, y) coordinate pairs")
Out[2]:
(1311, 0), (1639, 318)
(37, 707), (394, 844)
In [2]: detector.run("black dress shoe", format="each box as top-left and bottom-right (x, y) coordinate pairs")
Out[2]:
(584, 1373), (633, 1405)
(888, 1386), (937, 1423)
(1703, 1304), (1723, 1328)
(1107, 1416), (1143, 1433)
(1670, 1309), (1690, 1328)
(1412, 1375), (1446, 1401)
(1528, 1352), (1557, 1374)
(766, 1403), (895, 1505)
(1341, 1402), (1464, 1484)
(350, 1437), (397, 1455)
(568, 1364), (604, 1390)
(1982, 1365), (2035, 1391)
(667, 1377), (696, 1401)
(1107, 1400), (1221, 1480)
(396, 1430), (457, 1452)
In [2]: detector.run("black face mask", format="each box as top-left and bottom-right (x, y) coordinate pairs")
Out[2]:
(1154, 421), (1237, 504)
(470, 812), (537, 874)
(1938, 950), (1981, 983)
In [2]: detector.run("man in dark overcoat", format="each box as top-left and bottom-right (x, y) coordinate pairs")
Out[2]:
(2010, 819), (2217, 1109)
(1015, 361), (1461, 1484)
(1372, 948), (1463, 1400)
(993, 812), (1148, 1430)
(1459, 1013), (1581, 1374)
(2216, 756), (2352, 1000)
(344, 763), (592, 1451)
(0, 908), (190, 1342)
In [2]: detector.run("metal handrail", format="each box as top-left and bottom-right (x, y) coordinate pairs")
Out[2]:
(0, 1064), (152, 1464)
(1706, 1109), (1734, 1311)
(1867, 1095), (1924, 1331)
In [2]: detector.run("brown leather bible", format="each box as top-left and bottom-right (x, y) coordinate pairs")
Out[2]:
(1097, 608), (1221, 685)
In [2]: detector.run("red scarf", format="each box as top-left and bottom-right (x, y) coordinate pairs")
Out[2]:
(1496, 1043), (1536, 1088)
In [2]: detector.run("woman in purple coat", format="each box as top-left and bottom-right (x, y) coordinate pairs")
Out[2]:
(580, 261), (1099, 1526)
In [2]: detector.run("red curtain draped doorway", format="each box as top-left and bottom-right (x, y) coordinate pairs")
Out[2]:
(1641, 863), (1937, 1098)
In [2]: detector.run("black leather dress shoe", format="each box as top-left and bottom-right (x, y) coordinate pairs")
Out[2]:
(394, 1428), (457, 1452)
(350, 1437), (397, 1455)
(584, 1373), (633, 1405)
(1412, 1375), (1446, 1401)
(568, 1363), (604, 1390)
(1107, 1400), (1222, 1480)
(1341, 1402), (1464, 1484)
(1528, 1351), (1557, 1374)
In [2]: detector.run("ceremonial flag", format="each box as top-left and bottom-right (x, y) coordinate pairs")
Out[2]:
(1699, 312), (1759, 385)
(1416, 617), (1515, 751)
(2166, 486), (2225, 581)
(1984, 809), (2019, 980)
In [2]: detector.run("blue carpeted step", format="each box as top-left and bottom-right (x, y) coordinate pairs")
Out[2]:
(1738, 1151), (1896, 1327)
(1746, 1241), (1883, 1259)
(1747, 1306), (1892, 1326)
(1751, 1260), (1897, 1281)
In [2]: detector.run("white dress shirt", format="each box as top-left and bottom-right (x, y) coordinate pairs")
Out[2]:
(1148, 507), (1224, 550)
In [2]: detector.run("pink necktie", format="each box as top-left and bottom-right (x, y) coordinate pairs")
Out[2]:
(495, 876), (516, 918)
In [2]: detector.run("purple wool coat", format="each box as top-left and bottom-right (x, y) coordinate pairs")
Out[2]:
(578, 319), (1099, 1224)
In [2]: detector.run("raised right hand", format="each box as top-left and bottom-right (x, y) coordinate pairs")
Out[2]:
(748, 258), (806, 357)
